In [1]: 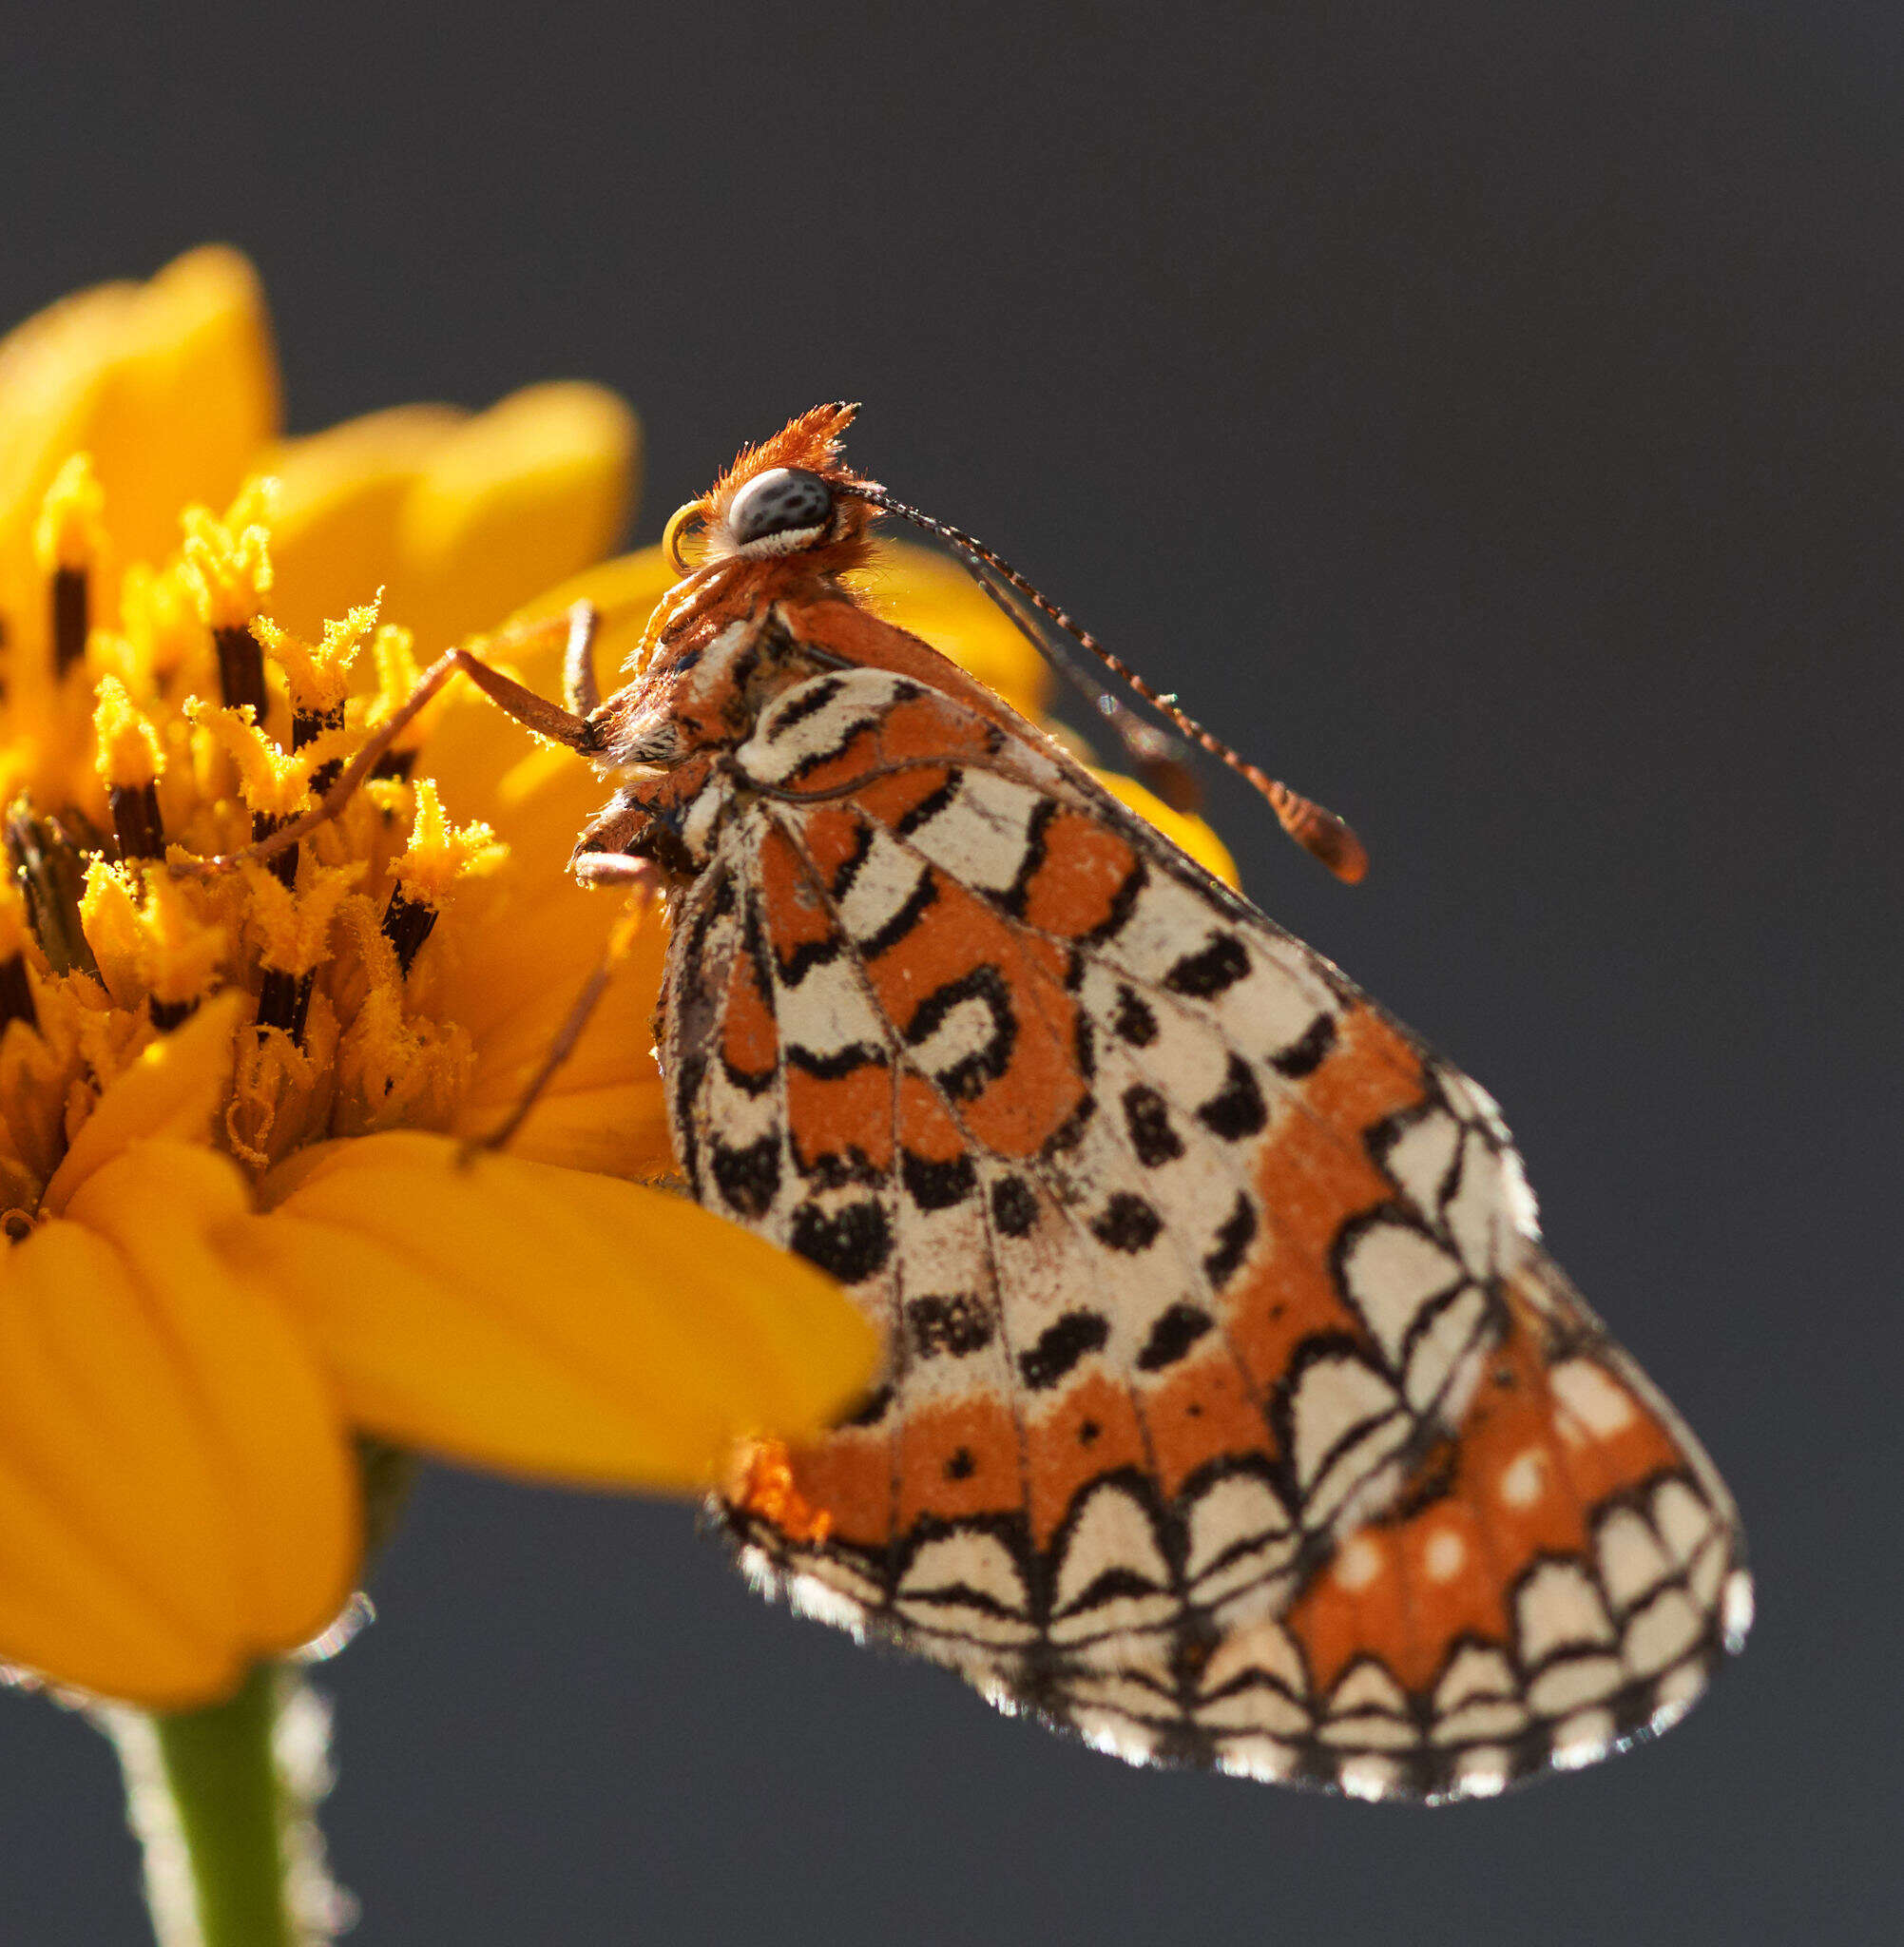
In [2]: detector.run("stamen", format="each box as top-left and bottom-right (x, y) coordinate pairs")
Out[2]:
(181, 496), (275, 719)
(380, 888), (437, 976)
(295, 704), (347, 796)
(5, 803), (100, 978)
(35, 454), (106, 681)
(51, 568), (88, 677)
(94, 676), (167, 861)
(109, 783), (166, 862)
(216, 624), (268, 718)
(255, 967), (315, 1043)
(252, 813), (298, 889)
(0, 954), (37, 1033)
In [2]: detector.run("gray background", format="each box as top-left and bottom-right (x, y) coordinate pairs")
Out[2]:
(3, 4), (1898, 1941)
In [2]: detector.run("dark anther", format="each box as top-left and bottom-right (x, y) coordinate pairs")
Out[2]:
(294, 704), (346, 796)
(109, 782), (165, 861)
(5, 801), (100, 977)
(148, 995), (196, 1031)
(292, 703), (342, 750)
(256, 967), (315, 1043)
(215, 622), (268, 719)
(371, 747), (416, 782)
(380, 887), (437, 976)
(0, 954), (37, 1032)
(51, 567), (88, 677)
(251, 812), (298, 888)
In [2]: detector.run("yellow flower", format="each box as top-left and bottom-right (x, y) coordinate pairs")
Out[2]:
(0, 250), (877, 1709)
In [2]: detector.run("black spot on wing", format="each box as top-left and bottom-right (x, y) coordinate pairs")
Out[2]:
(1270, 1012), (1337, 1077)
(990, 1174), (1040, 1237)
(907, 1293), (995, 1359)
(1164, 930), (1250, 998)
(1091, 1191), (1164, 1253)
(1136, 1301), (1215, 1371)
(1202, 1191), (1258, 1289)
(1111, 984), (1158, 1047)
(842, 1383), (893, 1428)
(788, 1199), (893, 1283)
(901, 1147), (977, 1210)
(709, 1132), (781, 1219)
(1197, 1053), (1267, 1140)
(1121, 1084), (1183, 1166)
(1019, 1311), (1110, 1390)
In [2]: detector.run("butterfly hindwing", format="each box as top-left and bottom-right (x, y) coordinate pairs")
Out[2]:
(652, 657), (1746, 1798)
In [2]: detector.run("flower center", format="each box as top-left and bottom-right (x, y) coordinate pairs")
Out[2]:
(0, 454), (509, 1221)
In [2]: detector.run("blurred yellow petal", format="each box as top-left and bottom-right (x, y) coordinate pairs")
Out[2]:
(0, 1221), (243, 1705)
(260, 403), (469, 639)
(386, 382), (640, 648)
(42, 992), (245, 1216)
(235, 1131), (879, 1490)
(67, 1144), (358, 1666)
(434, 889), (672, 1179)
(854, 540), (1054, 721)
(0, 246), (278, 672)
(86, 248), (279, 575)
(1093, 769), (1240, 886)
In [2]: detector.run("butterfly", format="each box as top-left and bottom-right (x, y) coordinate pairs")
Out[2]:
(248, 403), (1752, 1800)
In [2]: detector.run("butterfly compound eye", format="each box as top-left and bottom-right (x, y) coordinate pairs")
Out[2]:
(727, 467), (835, 549)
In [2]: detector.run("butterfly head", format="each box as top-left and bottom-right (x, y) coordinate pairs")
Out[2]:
(664, 402), (881, 577)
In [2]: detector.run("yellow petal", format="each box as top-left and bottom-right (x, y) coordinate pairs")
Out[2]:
(492, 546), (682, 703)
(260, 403), (469, 640)
(66, 1145), (359, 1670)
(1093, 769), (1240, 887)
(237, 1131), (879, 1490)
(853, 540), (1055, 721)
(0, 247), (279, 675)
(42, 991), (244, 1215)
(387, 382), (640, 649)
(87, 248), (279, 574)
(0, 1220), (243, 1705)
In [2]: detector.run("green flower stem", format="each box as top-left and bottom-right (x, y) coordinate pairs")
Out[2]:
(150, 1665), (297, 1947)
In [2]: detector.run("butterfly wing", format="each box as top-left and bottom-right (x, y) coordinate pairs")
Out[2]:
(668, 661), (1746, 1799)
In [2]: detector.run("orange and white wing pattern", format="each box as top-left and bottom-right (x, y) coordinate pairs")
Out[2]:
(666, 661), (1749, 1802)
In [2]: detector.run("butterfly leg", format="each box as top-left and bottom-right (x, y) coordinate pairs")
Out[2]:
(173, 603), (599, 877)
(460, 853), (664, 1159)
(563, 599), (603, 716)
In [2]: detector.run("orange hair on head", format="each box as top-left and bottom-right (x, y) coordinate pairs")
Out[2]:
(682, 403), (884, 572)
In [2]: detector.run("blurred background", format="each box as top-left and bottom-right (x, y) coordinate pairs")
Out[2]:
(3, 4), (1898, 1941)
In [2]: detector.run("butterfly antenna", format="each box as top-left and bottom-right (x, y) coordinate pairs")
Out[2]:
(955, 551), (1204, 815)
(844, 487), (1369, 883)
